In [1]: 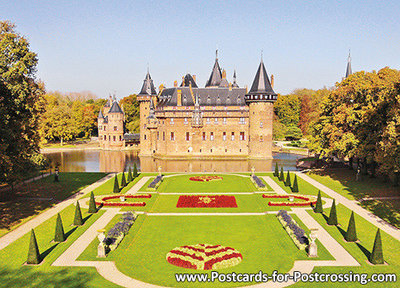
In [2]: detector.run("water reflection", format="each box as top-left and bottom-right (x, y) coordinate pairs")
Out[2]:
(43, 150), (303, 173)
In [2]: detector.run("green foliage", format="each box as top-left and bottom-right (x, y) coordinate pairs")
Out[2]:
(133, 163), (138, 178)
(127, 167), (133, 182)
(73, 202), (83, 226)
(113, 175), (120, 193)
(273, 117), (287, 140)
(54, 213), (65, 242)
(88, 191), (97, 213)
(0, 21), (46, 186)
(314, 191), (323, 213)
(285, 171), (291, 186)
(27, 229), (40, 264)
(370, 229), (384, 264)
(121, 173), (127, 188)
(274, 94), (301, 126)
(274, 163), (279, 177)
(327, 199), (338, 225)
(292, 175), (299, 192)
(345, 211), (357, 242)
(120, 94), (140, 133)
(285, 125), (303, 141)
(279, 167), (284, 182)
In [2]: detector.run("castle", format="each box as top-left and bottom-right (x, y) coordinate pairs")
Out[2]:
(98, 52), (278, 159)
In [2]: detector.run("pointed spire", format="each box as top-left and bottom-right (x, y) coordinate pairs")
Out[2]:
(345, 50), (352, 78)
(245, 58), (276, 101)
(139, 69), (157, 96)
(98, 109), (104, 119)
(232, 70), (239, 88)
(109, 100), (123, 114)
(147, 97), (156, 119)
(205, 51), (222, 87)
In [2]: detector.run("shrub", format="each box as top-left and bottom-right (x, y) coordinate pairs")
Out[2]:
(121, 173), (127, 188)
(274, 163), (279, 177)
(370, 229), (384, 264)
(74, 201), (83, 226)
(128, 167), (133, 182)
(27, 229), (40, 264)
(148, 176), (163, 191)
(279, 167), (284, 182)
(113, 175), (120, 193)
(314, 191), (323, 213)
(54, 213), (65, 242)
(285, 171), (291, 187)
(103, 212), (136, 253)
(133, 163), (138, 178)
(251, 175), (267, 190)
(276, 210), (309, 250)
(88, 191), (97, 213)
(345, 211), (357, 242)
(285, 125), (303, 141)
(327, 199), (338, 225)
(292, 175), (299, 193)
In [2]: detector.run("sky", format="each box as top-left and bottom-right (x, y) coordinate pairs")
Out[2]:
(1, 0), (399, 98)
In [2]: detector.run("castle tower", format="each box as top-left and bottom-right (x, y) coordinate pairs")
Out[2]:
(107, 100), (125, 149)
(97, 109), (105, 148)
(137, 70), (158, 156)
(205, 50), (223, 87)
(245, 58), (277, 159)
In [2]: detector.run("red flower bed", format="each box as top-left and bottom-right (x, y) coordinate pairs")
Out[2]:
(176, 195), (237, 208)
(189, 175), (223, 182)
(262, 194), (316, 207)
(95, 194), (151, 207)
(167, 257), (197, 269)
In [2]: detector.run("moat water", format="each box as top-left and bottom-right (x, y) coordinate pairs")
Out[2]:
(42, 150), (304, 173)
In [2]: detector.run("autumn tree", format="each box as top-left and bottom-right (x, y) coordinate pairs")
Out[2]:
(120, 94), (140, 133)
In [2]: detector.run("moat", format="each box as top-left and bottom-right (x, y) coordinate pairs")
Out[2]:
(42, 150), (303, 172)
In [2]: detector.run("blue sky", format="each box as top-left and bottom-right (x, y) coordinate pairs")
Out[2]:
(2, 0), (399, 98)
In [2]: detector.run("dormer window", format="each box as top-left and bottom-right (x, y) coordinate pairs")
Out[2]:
(207, 96), (211, 105)
(183, 96), (187, 105)
(226, 97), (231, 105)
(237, 97), (241, 105)
(217, 97), (221, 105)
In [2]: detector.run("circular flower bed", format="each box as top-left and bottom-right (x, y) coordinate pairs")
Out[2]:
(166, 244), (242, 270)
(189, 176), (223, 182)
(95, 194), (151, 207)
(262, 194), (317, 206)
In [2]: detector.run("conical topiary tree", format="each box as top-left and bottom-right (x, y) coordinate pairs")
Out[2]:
(314, 191), (323, 213)
(285, 171), (291, 187)
(292, 175), (299, 192)
(127, 167), (133, 182)
(327, 199), (338, 225)
(121, 172), (127, 188)
(88, 191), (97, 213)
(274, 163), (279, 177)
(345, 211), (357, 242)
(279, 167), (284, 182)
(74, 201), (83, 226)
(54, 213), (65, 242)
(133, 163), (138, 178)
(113, 175), (119, 193)
(370, 229), (384, 264)
(27, 229), (40, 264)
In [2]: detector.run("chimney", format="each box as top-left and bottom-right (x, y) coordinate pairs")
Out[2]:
(177, 89), (182, 106)
(229, 82), (232, 91)
(174, 80), (178, 87)
(271, 74), (274, 88)
(182, 76), (185, 86)
(222, 69), (226, 79)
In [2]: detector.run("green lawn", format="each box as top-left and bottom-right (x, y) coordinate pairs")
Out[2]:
(90, 172), (143, 196)
(0, 172), (107, 237)
(79, 214), (333, 287)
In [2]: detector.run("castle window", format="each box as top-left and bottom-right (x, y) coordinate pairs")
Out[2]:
(237, 97), (241, 105)
(217, 97), (221, 105)
(113, 136), (116, 141)
(183, 96), (187, 105)
(260, 135), (263, 142)
(207, 96), (211, 105)
(226, 97), (231, 105)
(240, 132), (245, 141)
(99, 126), (102, 131)
(114, 126), (117, 131)
(186, 132), (190, 141)
(184, 118), (188, 124)
(223, 132), (226, 141)
(170, 118), (174, 125)
(231, 132), (235, 141)
(109, 136), (111, 141)
(223, 118), (227, 124)
(214, 118), (218, 124)
(157, 132), (159, 140)
(170, 132), (175, 141)
(163, 132), (165, 141)
(206, 118), (210, 124)
(260, 122), (263, 128)
(210, 132), (214, 141)
(144, 135), (147, 140)
(104, 126), (107, 130)
(239, 117), (245, 124)
(119, 135), (122, 141)
(202, 132), (206, 141)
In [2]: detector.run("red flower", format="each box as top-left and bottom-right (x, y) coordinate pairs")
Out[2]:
(176, 195), (237, 208)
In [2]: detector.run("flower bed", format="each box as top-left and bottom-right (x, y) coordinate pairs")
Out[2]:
(148, 175), (163, 191)
(277, 210), (309, 250)
(176, 195), (237, 208)
(95, 194), (151, 207)
(251, 175), (267, 190)
(102, 212), (136, 254)
(189, 175), (223, 182)
(166, 244), (242, 270)
(262, 194), (316, 207)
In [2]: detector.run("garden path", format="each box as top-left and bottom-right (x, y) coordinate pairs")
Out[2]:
(261, 176), (288, 195)
(125, 176), (152, 195)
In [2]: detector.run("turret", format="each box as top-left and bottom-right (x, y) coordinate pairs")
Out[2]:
(205, 50), (223, 87)
(107, 99), (125, 148)
(245, 56), (277, 159)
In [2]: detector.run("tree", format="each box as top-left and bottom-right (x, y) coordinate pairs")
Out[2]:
(279, 167), (284, 182)
(120, 94), (140, 133)
(54, 213), (65, 242)
(128, 167), (133, 182)
(314, 191), (323, 213)
(88, 191), (97, 213)
(0, 21), (46, 189)
(370, 229), (384, 264)
(74, 201), (83, 226)
(292, 175), (299, 192)
(327, 199), (338, 225)
(273, 116), (287, 140)
(285, 125), (303, 141)
(274, 163), (279, 177)
(27, 229), (40, 264)
(113, 175), (120, 193)
(345, 211), (357, 242)
(285, 171), (291, 186)
(133, 163), (138, 178)
(274, 94), (301, 126)
(121, 172), (127, 188)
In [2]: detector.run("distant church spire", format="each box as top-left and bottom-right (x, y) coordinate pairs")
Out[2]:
(345, 50), (352, 78)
